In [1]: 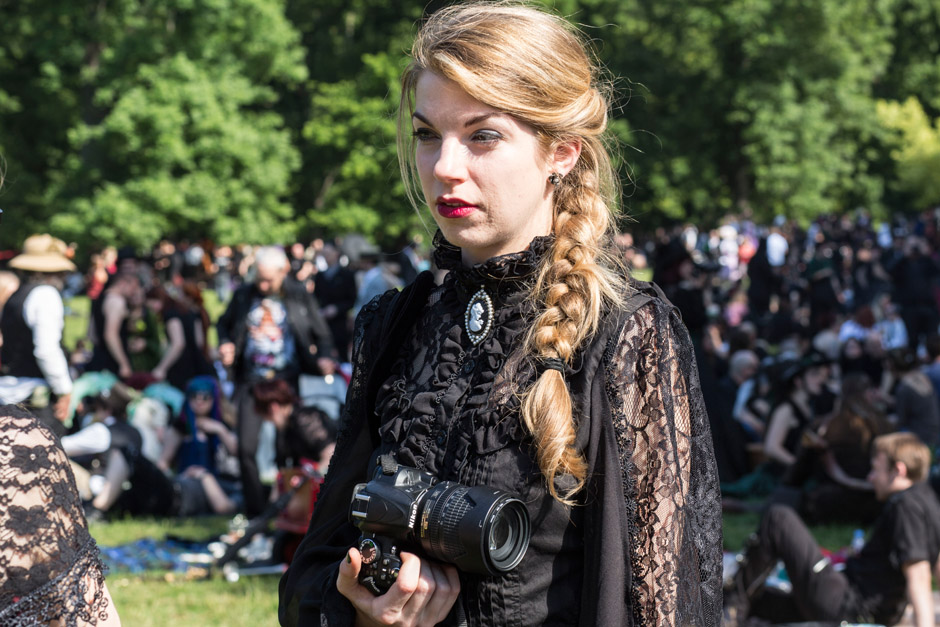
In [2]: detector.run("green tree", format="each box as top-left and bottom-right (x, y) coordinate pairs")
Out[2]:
(565, 0), (896, 226)
(877, 97), (940, 208)
(0, 0), (306, 252)
(284, 0), (434, 246)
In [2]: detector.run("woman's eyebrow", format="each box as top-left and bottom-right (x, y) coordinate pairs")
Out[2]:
(463, 112), (499, 127)
(412, 111), (433, 126)
(412, 111), (501, 128)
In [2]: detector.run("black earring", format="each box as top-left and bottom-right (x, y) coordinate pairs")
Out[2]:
(548, 172), (561, 186)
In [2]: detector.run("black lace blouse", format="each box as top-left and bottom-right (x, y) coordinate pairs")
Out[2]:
(0, 405), (112, 626)
(279, 234), (722, 626)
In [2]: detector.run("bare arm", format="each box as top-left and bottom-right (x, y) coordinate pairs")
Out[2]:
(152, 317), (185, 380)
(903, 559), (934, 627)
(763, 406), (797, 466)
(819, 449), (873, 491)
(102, 294), (132, 376)
(196, 417), (238, 456)
(157, 427), (182, 473)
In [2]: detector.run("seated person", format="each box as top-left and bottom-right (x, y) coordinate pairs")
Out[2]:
(277, 405), (337, 473)
(763, 356), (829, 473)
(796, 372), (888, 525)
(158, 376), (241, 516)
(62, 388), (152, 519)
(65, 385), (236, 519)
(730, 432), (940, 627)
(254, 380), (337, 475)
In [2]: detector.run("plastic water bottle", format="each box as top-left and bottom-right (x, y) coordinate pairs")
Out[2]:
(851, 529), (865, 555)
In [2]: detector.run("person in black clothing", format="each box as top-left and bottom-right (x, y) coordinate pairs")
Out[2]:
(731, 432), (940, 626)
(889, 236), (940, 350)
(707, 350), (760, 483)
(279, 4), (722, 626)
(217, 245), (335, 518)
(145, 285), (214, 390)
(312, 243), (357, 362)
(86, 272), (140, 379)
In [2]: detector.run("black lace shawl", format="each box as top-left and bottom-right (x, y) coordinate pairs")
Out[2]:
(0, 405), (112, 626)
(279, 236), (722, 626)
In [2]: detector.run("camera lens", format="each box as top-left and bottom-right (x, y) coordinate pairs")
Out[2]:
(487, 506), (518, 565)
(417, 482), (530, 575)
(489, 515), (511, 553)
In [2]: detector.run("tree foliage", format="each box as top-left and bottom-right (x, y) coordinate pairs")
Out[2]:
(1, 0), (939, 255)
(877, 97), (940, 208)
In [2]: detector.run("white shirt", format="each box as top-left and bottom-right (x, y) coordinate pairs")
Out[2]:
(767, 232), (789, 267)
(0, 284), (73, 403)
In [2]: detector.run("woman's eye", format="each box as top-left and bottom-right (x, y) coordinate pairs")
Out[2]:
(472, 130), (501, 144)
(412, 128), (437, 142)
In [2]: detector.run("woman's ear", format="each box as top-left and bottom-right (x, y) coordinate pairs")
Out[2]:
(551, 138), (582, 177)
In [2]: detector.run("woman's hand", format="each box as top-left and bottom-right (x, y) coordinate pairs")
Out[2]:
(195, 416), (224, 435)
(337, 547), (460, 627)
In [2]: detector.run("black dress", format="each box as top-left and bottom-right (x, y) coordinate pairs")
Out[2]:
(0, 405), (112, 625)
(279, 234), (722, 626)
(163, 309), (214, 390)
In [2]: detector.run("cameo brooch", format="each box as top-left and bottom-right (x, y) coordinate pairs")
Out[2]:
(464, 288), (494, 345)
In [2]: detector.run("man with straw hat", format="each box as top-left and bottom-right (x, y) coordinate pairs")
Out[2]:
(0, 234), (76, 436)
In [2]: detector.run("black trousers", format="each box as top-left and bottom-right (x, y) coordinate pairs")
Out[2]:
(235, 384), (268, 518)
(744, 504), (856, 622)
(901, 304), (939, 349)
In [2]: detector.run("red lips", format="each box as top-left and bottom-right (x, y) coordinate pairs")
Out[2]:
(436, 197), (477, 219)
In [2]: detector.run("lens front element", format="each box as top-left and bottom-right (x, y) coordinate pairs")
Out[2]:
(418, 482), (530, 575)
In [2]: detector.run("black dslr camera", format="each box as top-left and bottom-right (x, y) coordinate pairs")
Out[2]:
(348, 462), (531, 595)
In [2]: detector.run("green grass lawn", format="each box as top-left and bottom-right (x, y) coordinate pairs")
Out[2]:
(89, 517), (280, 626)
(89, 512), (860, 626)
(722, 510), (859, 552)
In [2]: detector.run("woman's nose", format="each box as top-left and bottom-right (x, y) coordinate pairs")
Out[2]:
(433, 138), (467, 182)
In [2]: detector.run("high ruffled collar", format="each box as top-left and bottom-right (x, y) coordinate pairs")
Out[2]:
(431, 230), (554, 302)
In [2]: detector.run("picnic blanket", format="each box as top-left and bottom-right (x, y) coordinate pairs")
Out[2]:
(99, 537), (214, 574)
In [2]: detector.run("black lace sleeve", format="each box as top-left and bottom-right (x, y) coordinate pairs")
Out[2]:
(605, 300), (723, 626)
(0, 405), (113, 626)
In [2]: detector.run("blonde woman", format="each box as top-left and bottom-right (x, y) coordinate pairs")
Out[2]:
(280, 3), (721, 626)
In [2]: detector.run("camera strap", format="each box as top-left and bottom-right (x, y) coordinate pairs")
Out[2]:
(364, 270), (437, 453)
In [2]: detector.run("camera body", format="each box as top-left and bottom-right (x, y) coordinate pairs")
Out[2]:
(350, 466), (434, 595)
(349, 462), (530, 595)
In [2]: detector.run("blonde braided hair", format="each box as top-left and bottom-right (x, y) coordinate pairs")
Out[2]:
(398, 2), (628, 504)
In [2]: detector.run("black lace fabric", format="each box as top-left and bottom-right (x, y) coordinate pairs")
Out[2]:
(0, 405), (112, 626)
(605, 300), (723, 625)
(279, 235), (722, 626)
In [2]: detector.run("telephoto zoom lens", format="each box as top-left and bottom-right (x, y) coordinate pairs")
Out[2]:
(416, 482), (530, 575)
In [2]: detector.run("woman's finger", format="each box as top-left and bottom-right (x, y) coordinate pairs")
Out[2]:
(396, 552), (437, 624)
(418, 562), (461, 626)
(336, 548), (379, 611)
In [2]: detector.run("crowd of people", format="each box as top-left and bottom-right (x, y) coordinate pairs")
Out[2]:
(650, 210), (940, 625)
(5, 203), (940, 623)
(0, 235), (414, 527)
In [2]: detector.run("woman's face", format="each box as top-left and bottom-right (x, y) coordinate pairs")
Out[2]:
(188, 391), (213, 416)
(413, 72), (568, 266)
(802, 366), (827, 396)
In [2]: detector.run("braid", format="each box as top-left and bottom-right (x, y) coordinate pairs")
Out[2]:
(398, 2), (631, 504)
(521, 150), (626, 505)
